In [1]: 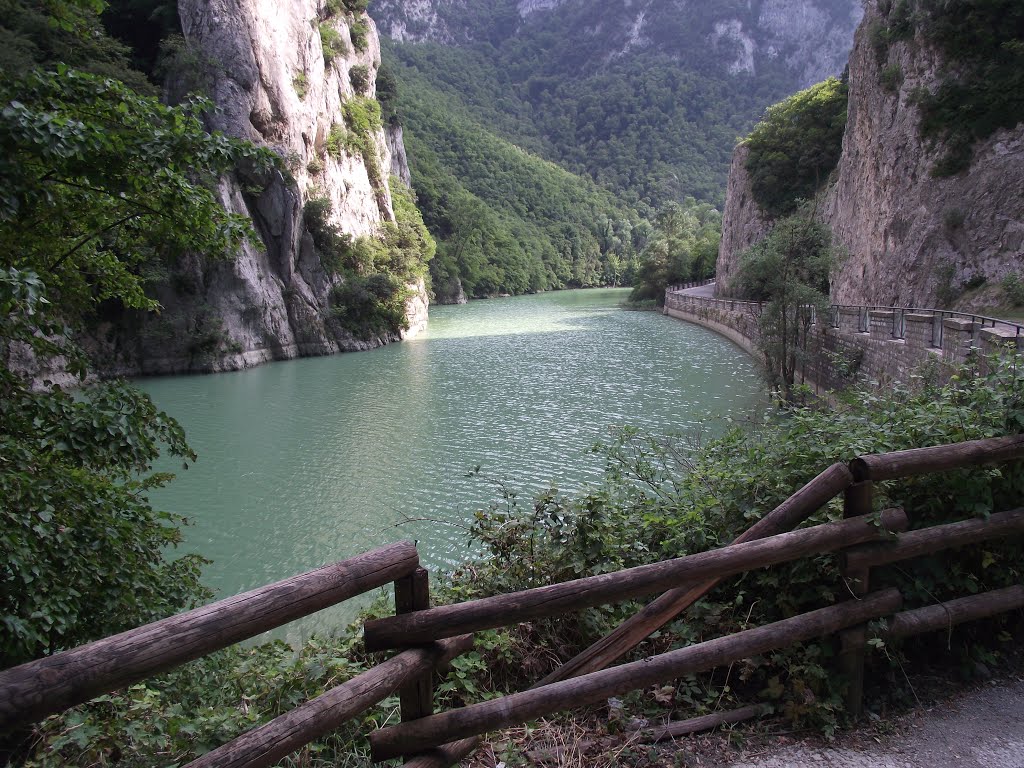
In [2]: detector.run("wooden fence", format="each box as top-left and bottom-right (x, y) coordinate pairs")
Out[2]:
(2, 436), (1024, 766)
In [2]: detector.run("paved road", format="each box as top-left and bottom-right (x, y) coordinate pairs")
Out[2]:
(679, 282), (717, 298)
(718, 679), (1024, 768)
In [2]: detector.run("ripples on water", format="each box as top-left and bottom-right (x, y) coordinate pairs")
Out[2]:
(139, 288), (764, 641)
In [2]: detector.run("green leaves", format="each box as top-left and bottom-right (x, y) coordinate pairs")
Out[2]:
(744, 77), (848, 218)
(0, 67), (278, 322)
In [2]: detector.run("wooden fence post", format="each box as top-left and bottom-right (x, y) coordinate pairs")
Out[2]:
(395, 566), (434, 757)
(839, 480), (873, 719)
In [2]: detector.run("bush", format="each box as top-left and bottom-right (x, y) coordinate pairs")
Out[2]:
(330, 272), (410, 338)
(349, 64), (370, 93)
(1002, 273), (1024, 307)
(349, 17), (369, 52)
(744, 77), (848, 218)
(302, 197), (354, 273)
(319, 23), (347, 64)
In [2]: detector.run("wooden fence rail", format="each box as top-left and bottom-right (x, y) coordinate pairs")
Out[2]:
(184, 635), (474, 768)
(368, 590), (905, 761)
(535, 462), (854, 686)
(0, 541), (419, 730)
(363, 509), (907, 651)
(3, 436), (1024, 768)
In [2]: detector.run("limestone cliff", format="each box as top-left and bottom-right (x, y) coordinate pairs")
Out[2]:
(715, 144), (772, 297)
(372, 0), (861, 87)
(97, 0), (427, 375)
(717, 2), (1024, 310)
(823, 4), (1024, 309)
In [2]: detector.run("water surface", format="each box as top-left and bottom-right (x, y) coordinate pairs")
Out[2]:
(139, 289), (764, 640)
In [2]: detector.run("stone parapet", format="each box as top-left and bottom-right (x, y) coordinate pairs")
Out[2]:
(663, 290), (1023, 394)
(868, 310), (895, 341)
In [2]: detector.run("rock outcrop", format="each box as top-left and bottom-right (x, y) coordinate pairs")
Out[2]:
(716, 2), (1024, 310)
(823, 5), (1024, 309)
(97, 0), (427, 375)
(372, 0), (862, 87)
(715, 144), (772, 297)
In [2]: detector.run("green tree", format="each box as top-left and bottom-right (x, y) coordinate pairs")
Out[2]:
(744, 77), (848, 218)
(736, 213), (837, 399)
(630, 199), (720, 303)
(0, 58), (276, 671)
(0, 67), (276, 321)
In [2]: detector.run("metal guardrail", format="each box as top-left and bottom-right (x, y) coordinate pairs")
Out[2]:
(667, 283), (1024, 351)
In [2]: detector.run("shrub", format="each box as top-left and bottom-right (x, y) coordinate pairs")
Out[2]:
(342, 96), (382, 138)
(1002, 273), (1024, 307)
(319, 23), (347, 64)
(349, 17), (369, 52)
(330, 272), (410, 338)
(302, 197), (354, 273)
(349, 64), (370, 93)
(292, 72), (308, 99)
(744, 77), (848, 218)
(880, 63), (902, 92)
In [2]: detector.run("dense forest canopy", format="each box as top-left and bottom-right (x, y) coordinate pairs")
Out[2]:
(373, 0), (861, 299)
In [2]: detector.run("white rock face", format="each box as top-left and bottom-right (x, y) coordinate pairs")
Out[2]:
(105, 0), (427, 375)
(823, 4), (1024, 308)
(710, 19), (756, 76)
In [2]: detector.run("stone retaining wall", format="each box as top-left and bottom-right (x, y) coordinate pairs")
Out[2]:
(664, 292), (1023, 394)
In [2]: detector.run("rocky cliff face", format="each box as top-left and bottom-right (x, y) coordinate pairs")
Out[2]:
(823, 5), (1024, 309)
(97, 0), (426, 375)
(372, 0), (861, 87)
(716, 2), (1024, 310)
(715, 144), (772, 297)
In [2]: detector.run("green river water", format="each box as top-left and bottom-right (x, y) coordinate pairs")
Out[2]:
(138, 288), (765, 642)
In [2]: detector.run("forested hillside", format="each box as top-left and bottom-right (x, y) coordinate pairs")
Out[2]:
(371, 0), (861, 300)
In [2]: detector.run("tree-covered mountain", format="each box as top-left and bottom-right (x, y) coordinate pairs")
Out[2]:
(370, 0), (861, 300)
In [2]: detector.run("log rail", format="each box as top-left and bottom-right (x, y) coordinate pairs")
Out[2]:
(1, 436), (1023, 767)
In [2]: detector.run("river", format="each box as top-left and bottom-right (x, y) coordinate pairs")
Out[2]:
(138, 288), (765, 641)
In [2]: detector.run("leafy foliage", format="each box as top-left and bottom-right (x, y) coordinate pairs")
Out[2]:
(330, 273), (410, 338)
(0, 269), (208, 670)
(873, 0), (1024, 175)
(0, 67), (277, 321)
(743, 77), (849, 218)
(630, 199), (721, 304)
(320, 23), (348, 64)
(349, 63), (370, 93)
(736, 213), (838, 398)
(0, 0), (272, 674)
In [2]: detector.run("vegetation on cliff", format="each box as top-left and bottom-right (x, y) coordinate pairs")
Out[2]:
(743, 77), (849, 218)
(871, 0), (1024, 176)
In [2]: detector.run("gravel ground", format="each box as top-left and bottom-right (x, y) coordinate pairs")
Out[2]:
(715, 678), (1024, 768)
